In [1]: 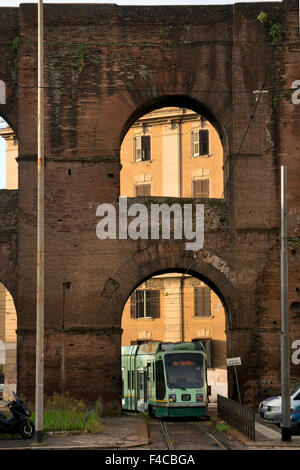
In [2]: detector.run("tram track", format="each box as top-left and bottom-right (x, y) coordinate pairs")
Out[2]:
(195, 421), (229, 450)
(160, 419), (229, 451)
(160, 419), (174, 450)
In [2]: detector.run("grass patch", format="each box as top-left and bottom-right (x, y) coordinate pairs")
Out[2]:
(209, 414), (228, 432)
(31, 392), (104, 434)
(216, 422), (228, 433)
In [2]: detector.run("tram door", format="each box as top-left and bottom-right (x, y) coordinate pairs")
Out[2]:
(144, 370), (148, 406)
(137, 368), (149, 411)
(137, 369), (144, 410)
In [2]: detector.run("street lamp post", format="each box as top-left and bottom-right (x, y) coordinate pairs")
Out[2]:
(280, 165), (292, 442)
(36, 0), (44, 444)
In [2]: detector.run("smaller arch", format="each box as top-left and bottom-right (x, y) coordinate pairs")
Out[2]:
(0, 112), (18, 142)
(0, 279), (17, 309)
(105, 243), (236, 330)
(120, 267), (230, 401)
(0, 115), (19, 190)
(0, 280), (17, 401)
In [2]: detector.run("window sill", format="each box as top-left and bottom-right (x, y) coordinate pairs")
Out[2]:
(135, 316), (156, 321)
(194, 316), (212, 319)
(192, 154), (211, 158)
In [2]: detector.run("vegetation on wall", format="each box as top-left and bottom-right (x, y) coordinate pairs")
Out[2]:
(75, 44), (89, 73)
(257, 11), (286, 111)
(257, 11), (285, 47)
(12, 36), (20, 72)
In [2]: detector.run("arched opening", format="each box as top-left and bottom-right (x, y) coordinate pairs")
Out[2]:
(121, 269), (228, 406)
(0, 115), (18, 400)
(0, 115), (18, 190)
(120, 104), (224, 200)
(116, 97), (232, 414)
(120, 95), (228, 153)
(0, 282), (17, 401)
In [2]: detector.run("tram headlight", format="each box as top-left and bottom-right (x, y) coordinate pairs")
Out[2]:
(196, 394), (204, 402)
(169, 394), (176, 403)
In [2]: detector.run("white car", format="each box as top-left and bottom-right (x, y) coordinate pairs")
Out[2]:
(259, 383), (300, 425)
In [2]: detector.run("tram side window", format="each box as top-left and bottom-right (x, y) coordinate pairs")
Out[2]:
(128, 370), (131, 389)
(156, 359), (166, 400)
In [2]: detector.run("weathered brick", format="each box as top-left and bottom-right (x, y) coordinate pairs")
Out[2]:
(0, 2), (298, 409)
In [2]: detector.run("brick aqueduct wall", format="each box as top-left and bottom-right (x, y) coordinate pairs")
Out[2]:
(0, 0), (300, 410)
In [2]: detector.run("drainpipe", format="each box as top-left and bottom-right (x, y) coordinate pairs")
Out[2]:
(180, 275), (185, 342)
(177, 118), (182, 197)
(61, 282), (71, 396)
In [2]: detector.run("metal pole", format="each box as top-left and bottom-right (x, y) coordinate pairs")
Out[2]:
(35, 0), (44, 444)
(234, 366), (241, 404)
(280, 165), (291, 442)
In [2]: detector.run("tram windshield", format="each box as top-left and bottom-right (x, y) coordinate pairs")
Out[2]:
(164, 353), (204, 389)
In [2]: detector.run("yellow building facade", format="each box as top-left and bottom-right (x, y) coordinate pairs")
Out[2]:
(0, 126), (18, 190)
(0, 125), (18, 400)
(120, 107), (223, 198)
(120, 108), (227, 400)
(0, 284), (17, 400)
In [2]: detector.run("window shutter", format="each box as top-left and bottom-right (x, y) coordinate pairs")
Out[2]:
(192, 179), (209, 198)
(130, 293), (136, 318)
(199, 130), (209, 155)
(194, 287), (201, 316)
(194, 287), (211, 316)
(135, 136), (142, 161)
(136, 290), (144, 318)
(141, 135), (151, 161)
(201, 179), (209, 198)
(203, 287), (211, 316)
(147, 290), (160, 318)
(192, 130), (199, 156)
(192, 179), (201, 197)
(135, 184), (151, 196)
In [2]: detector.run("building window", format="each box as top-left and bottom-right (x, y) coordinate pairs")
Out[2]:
(192, 179), (209, 198)
(130, 290), (160, 319)
(192, 129), (209, 156)
(134, 135), (151, 162)
(135, 184), (151, 196)
(194, 286), (211, 317)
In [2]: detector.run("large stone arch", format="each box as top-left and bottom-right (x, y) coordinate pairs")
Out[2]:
(104, 241), (242, 401)
(116, 92), (231, 201)
(107, 243), (236, 328)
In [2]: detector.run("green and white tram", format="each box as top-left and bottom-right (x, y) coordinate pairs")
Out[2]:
(121, 341), (208, 418)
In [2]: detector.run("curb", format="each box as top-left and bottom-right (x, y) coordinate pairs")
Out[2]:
(0, 417), (149, 451)
(225, 423), (300, 449)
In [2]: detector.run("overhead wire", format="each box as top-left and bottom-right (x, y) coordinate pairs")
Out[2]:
(221, 57), (273, 200)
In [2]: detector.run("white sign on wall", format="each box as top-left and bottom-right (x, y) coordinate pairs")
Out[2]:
(291, 80), (300, 105)
(226, 357), (241, 367)
(292, 340), (300, 365)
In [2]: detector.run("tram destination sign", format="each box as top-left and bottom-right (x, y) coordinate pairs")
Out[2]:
(226, 357), (241, 367)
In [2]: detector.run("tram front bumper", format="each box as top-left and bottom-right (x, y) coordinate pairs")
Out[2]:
(154, 403), (208, 418)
